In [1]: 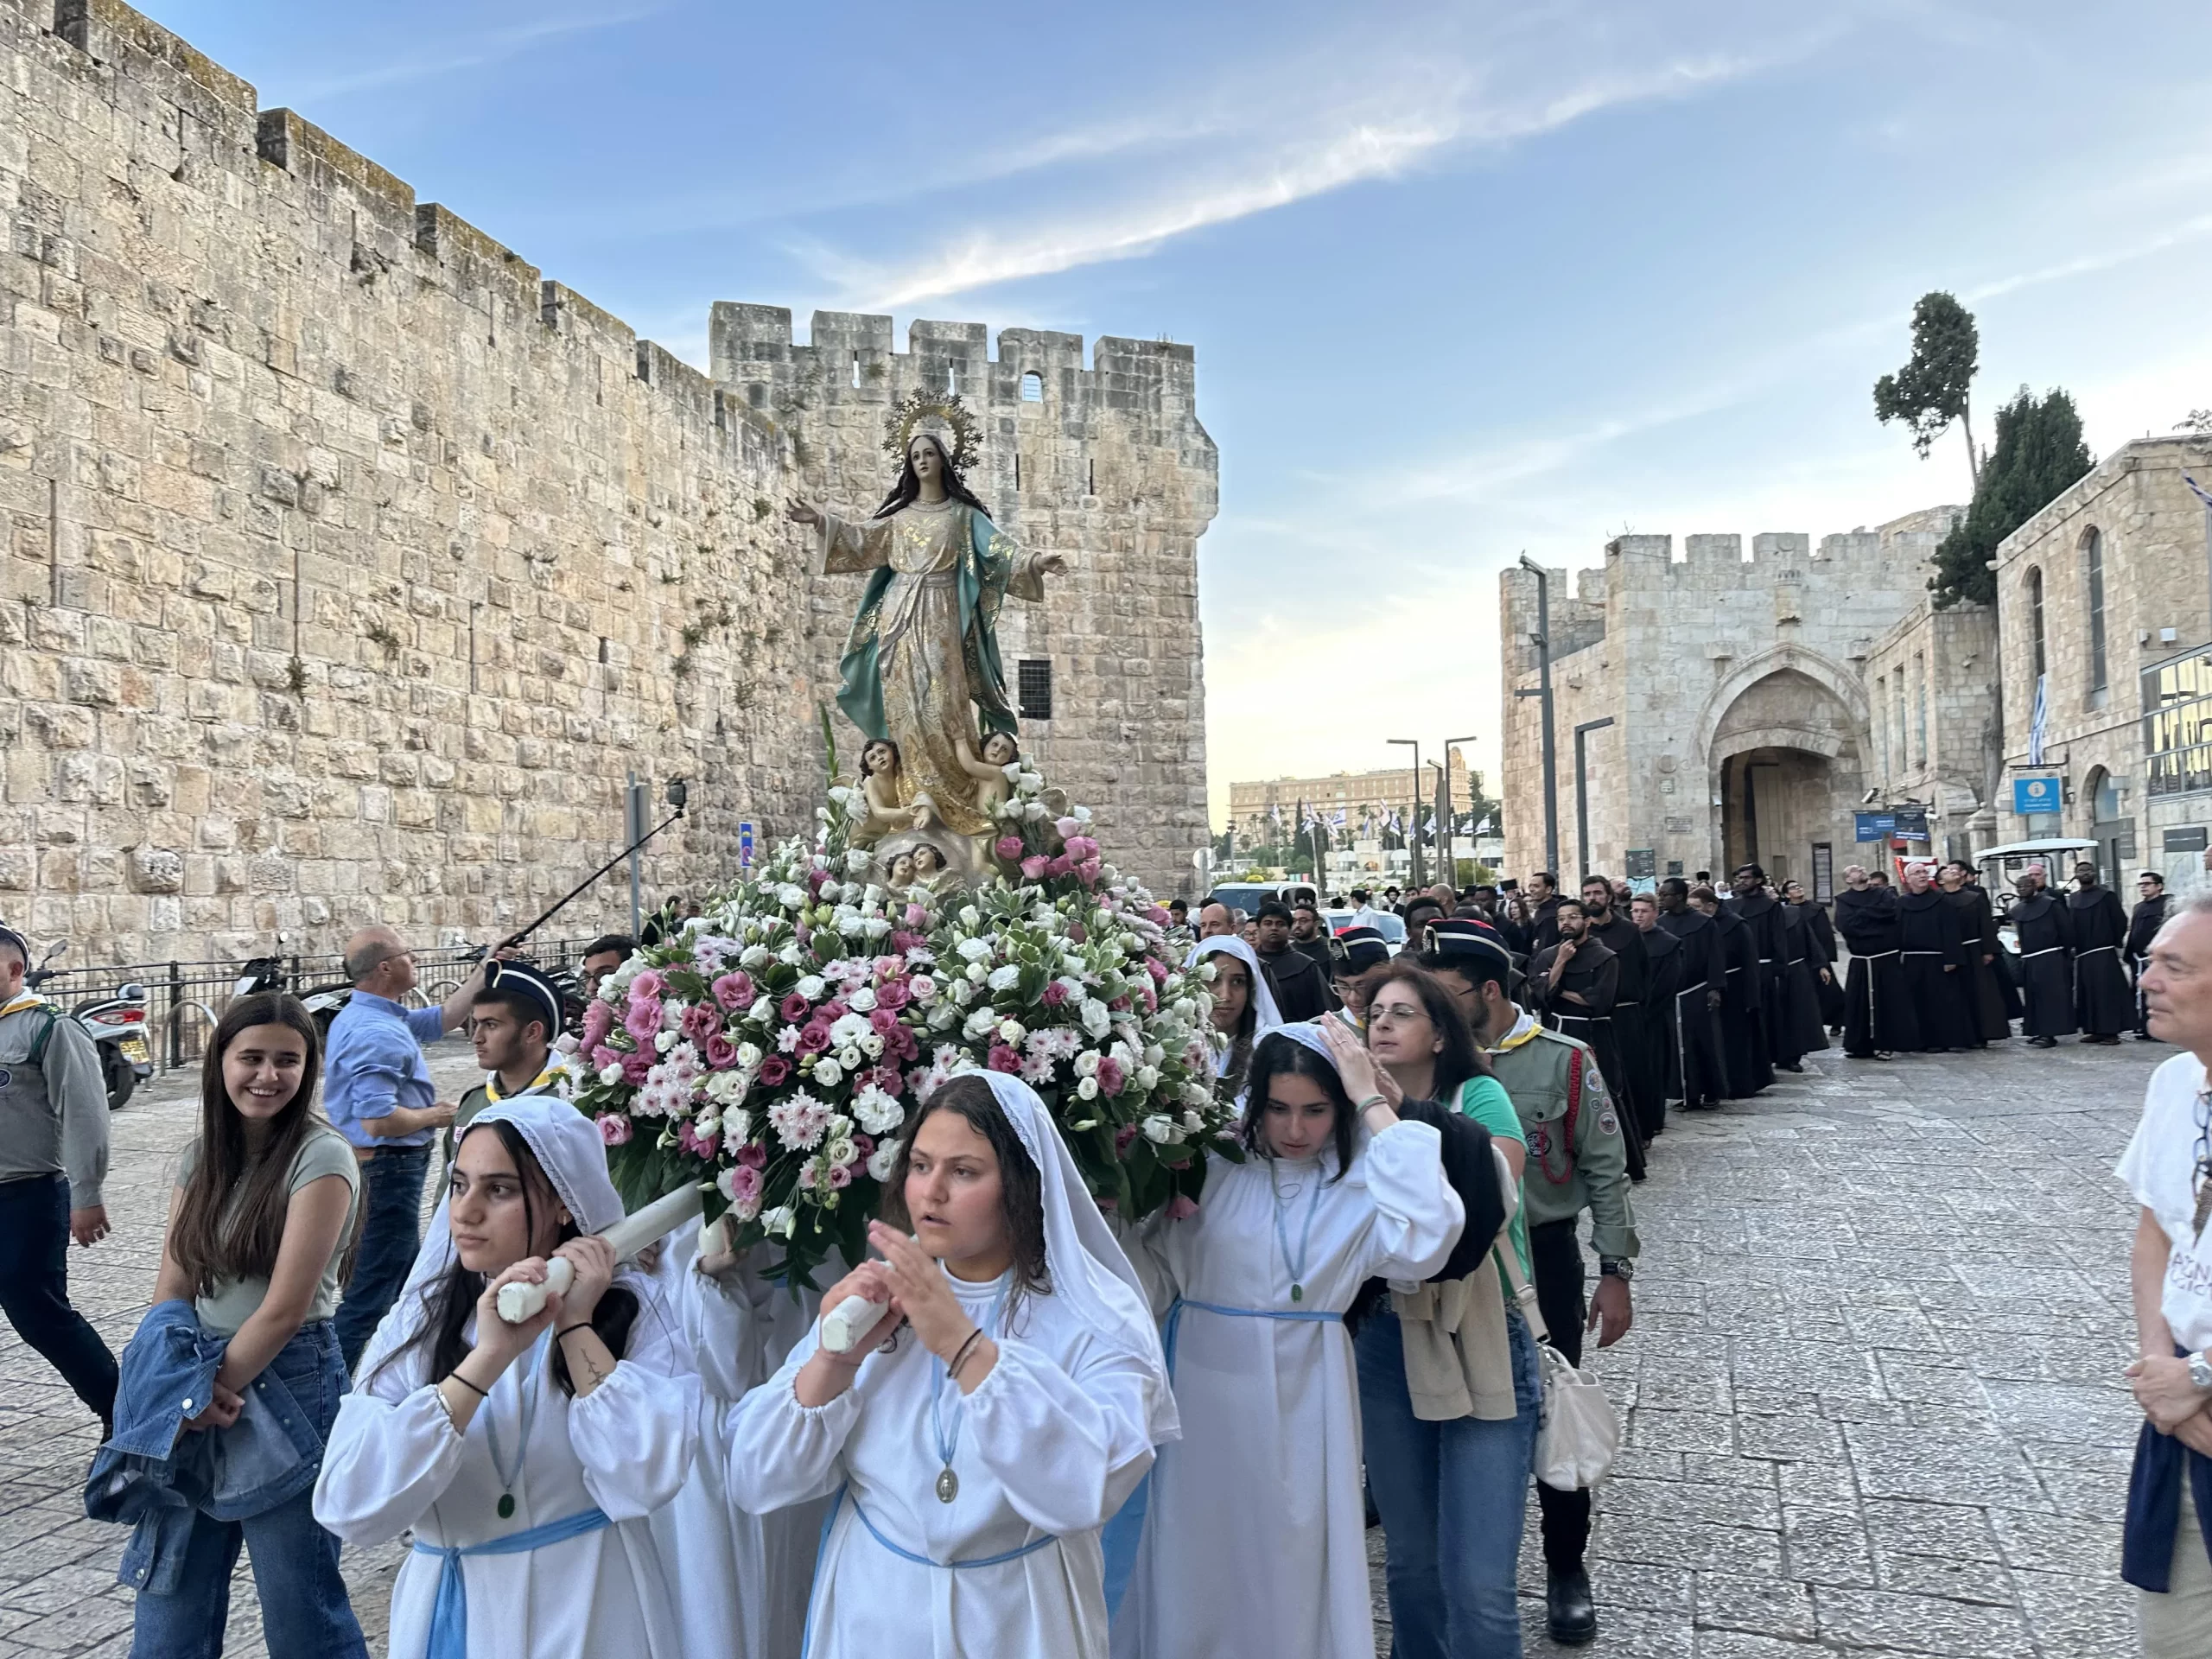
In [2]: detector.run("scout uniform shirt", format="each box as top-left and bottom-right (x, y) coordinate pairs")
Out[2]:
(1481, 1009), (1639, 1262)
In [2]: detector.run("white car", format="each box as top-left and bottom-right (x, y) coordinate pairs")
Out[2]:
(1320, 910), (1407, 955)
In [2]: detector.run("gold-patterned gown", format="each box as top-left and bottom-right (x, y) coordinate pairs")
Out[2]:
(821, 499), (1046, 837)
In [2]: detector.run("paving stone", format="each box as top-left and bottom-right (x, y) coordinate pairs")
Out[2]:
(1813, 1584), (2038, 1657)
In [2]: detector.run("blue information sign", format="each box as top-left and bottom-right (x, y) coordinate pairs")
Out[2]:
(739, 820), (756, 868)
(1853, 811), (1896, 842)
(2012, 776), (2062, 817)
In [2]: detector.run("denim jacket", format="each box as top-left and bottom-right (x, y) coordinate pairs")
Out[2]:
(84, 1300), (328, 1594)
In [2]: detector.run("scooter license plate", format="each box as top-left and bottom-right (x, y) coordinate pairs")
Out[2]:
(119, 1036), (149, 1065)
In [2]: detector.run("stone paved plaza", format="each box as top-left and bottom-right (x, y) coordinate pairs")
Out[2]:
(0, 1035), (2164, 1656)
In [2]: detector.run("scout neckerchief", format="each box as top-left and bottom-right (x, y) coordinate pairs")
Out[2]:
(1482, 1009), (1545, 1056)
(485, 1054), (563, 1103)
(0, 993), (51, 1020)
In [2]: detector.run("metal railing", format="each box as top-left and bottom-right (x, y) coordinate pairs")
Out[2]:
(28, 936), (609, 1075)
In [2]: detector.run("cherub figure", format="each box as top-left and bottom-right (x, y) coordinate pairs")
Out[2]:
(954, 730), (1021, 822)
(885, 851), (916, 892)
(910, 842), (951, 893)
(855, 739), (937, 845)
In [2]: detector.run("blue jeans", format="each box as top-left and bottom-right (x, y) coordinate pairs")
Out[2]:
(129, 1320), (366, 1657)
(0, 1173), (118, 1422)
(334, 1144), (429, 1371)
(1356, 1302), (1541, 1659)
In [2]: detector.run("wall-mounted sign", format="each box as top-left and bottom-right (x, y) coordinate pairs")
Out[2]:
(2164, 826), (2209, 854)
(2012, 776), (2063, 817)
(1853, 812), (1895, 842)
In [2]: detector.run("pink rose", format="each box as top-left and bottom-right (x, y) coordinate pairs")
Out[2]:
(987, 1043), (1022, 1075)
(711, 971), (754, 1011)
(827, 1162), (853, 1189)
(703, 1033), (739, 1069)
(1167, 1195), (1199, 1221)
(596, 1113), (632, 1146)
(629, 969), (665, 1001)
(780, 991), (813, 1023)
(796, 1022), (833, 1055)
(997, 836), (1027, 860)
(1021, 855), (1049, 880)
(581, 1001), (613, 1049)
(737, 1142), (767, 1171)
(1097, 1057), (1127, 1096)
(1042, 981), (1069, 1007)
(758, 1055), (791, 1087)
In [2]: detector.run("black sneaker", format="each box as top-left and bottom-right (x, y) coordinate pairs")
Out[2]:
(1547, 1567), (1598, 1645)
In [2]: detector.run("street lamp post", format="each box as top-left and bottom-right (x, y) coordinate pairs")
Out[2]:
(1516, 555), (1560, 879)
(1440, 733), (1479, 889)
(1388, 738), (1422, 889)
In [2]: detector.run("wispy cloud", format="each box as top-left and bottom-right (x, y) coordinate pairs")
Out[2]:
(807, 16), (1845, 311)
(1965, 211), (2212, 303)
(286, 10), (657, 102)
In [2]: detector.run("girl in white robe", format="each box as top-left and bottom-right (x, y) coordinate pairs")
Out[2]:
(1117, 1022), (1463, 1659)
(726, 1071), (1177, 1659)
(1188, 934), (1282, 1103)
(313, 1096), (700, 1659)
(645, 1217), (830, 1659)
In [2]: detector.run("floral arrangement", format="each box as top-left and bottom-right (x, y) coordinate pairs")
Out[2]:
(566, 760), (1236, 1287)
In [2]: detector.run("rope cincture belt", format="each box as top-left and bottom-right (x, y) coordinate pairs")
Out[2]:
(2080, 945), (2118, 956)
(830, 1485), (1058, 1571)
(1162, 1295), (1338, 1372)
(2022, 946), (2066, 960)
(415, 1505), (613, 1659)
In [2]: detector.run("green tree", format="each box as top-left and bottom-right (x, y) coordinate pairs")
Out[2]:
(1874, 291), (1982, 493)
(1927, 386), (2093, 608)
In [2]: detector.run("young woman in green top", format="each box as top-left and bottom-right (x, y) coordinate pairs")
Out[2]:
(1357, 961), (1541, 1657)
(137, 991), (366, 1656)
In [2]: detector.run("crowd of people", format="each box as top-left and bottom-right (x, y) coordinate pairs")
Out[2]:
(0, 841), (2204, 1656)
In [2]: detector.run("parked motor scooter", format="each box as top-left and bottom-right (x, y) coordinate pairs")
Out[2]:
(23, 940), (153, 1110)
(233, 935), (354, 1036)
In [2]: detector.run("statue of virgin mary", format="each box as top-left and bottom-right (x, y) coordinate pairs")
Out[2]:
(790, 394), (1066, 838)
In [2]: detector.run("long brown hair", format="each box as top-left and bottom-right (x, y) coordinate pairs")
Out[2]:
(880, 1075), (1050, 1328)
(168, 993), (340, 1296)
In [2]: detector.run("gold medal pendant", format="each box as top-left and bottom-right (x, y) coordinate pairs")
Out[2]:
(936, 1465), (959, 1503)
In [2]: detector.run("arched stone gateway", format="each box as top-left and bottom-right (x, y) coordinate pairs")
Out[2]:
(1702, 665), (1867, 887)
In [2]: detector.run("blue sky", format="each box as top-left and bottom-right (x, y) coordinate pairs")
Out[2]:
(148, 1), (2212, 823)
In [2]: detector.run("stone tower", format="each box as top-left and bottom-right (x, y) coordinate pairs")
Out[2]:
(713, 307), (1217, 902)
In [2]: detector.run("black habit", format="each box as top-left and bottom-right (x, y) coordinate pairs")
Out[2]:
(2009, 890), (2077, 1039)
(1897, 887), (1977, 1051)
(2069, 884), (2133, 1037)
(1655, 907), (1727, 1109)
(1589, 912), (1659, 1141)
(1726, 891), (1800, 1070)
(2127, 892), (2172, 1037)
(1795, 898), (1847, 1028)
(1711, 906), (1773, 1096)
(1776, 902), (1834, 1057)
(1529, 934), (1643, 1177)
(1942, 884), (2012, 1045)
(1834, 886), (1918, 1057)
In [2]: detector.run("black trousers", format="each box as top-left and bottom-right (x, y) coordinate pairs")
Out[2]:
(0, 1173), (118, 1422)
(1529, 1217), (1592, 1572)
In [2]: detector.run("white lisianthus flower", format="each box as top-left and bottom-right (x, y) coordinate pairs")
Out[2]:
(867, 1140), (901, 1181)
(826, 785), (856, 808)
(829, 1013), (873, 1048)
(987, 964), (1021, 993)
(847, 986), (878, 1014)
(813, 1058), (844, 1090)
(910, 975), (938, 1003)
(1196, 960), (1217, 982)
(957, 938), (993, 963)
(1144, 1043), (1165, 1066)
(837, 1045), (862, 1071)
(996, 1019), (1025, 1047)
(948, 980), (974, 1007)
(963, 1007), (1000, 1039)
(1141, 1114), (1181, 1145)
(1184, 1083), (1213, 1107)
(736, 1041), (762, 1069)
(845, 849), (872, 874)
(778, 944), (804, 967)
(1082, 1000), (1112, 1039)
(965, 963), (988, 985)
(654, 1028), (678, 1054)
(1073, 805), (1092, 824)
(746, 995), (774, 1025)
(860, 1033), (885, 1058)
(598, 1062), (625, 1085)
(852, 1085), (903, 1135)
(739, 945), (771, 970)
(761, 1205), (797, 1239)
(1136, 1065), (1161, 1091)
(776, 884), (806, 911)
(1053, 976), (1089, 1006)
(795, 975), (825, 1002)
(1000, 760), (1020, 783)
(1018, 771), (1045, 791)
(1068, 1119), (1097, 1131)
(930, 1002), (961, 1030)
(960, 906), (981, 928)
(1077, 1076), (1100, 1100)
(1024, 801), (1049, 821)
(1074, 1049), (1102, 1078)
(1182, 1109), (1205, 1131)
(817, 880), (842, 904)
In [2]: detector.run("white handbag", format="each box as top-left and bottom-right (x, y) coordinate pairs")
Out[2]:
(1497, 1245), (1621, 1491)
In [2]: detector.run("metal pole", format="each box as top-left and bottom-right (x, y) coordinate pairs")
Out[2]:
(626, 772), (644, 938)
(1388, 739), (1422, 889)
(1574, 716), (1617, 878)
(1440, 734), (1478, 890)
(1518, 556), (1560, 878)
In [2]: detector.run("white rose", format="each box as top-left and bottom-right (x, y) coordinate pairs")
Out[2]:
(867, 1140), (901, 1181)
(736, 1042), (762, 1069)
(813, 1058), (843, 1089)
(776, 884), (806, 911)
(848, 986), (878, 1013)
(838, 1045), (862, 1070)
(846, 849), (872, 874)
(740, 945), (771, 970)
(797, 975), (826, 1001)
(966, 963), (987, 985)
(963, 1007), (1000, 1039)
(598, 1062), (625, 1085)
(654, 1028), (678, 1053)
(1077, 1076), (1100, 1100)
(997, 1019), (1025, 1047)
(1137, 1065), (1160, 1091)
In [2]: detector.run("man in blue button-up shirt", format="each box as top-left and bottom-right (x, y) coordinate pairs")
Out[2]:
(325, 927), (492, 1369)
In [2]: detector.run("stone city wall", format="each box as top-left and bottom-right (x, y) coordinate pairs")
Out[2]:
(1862, 600), (2001, 860)
(0, 0), (1215, 966)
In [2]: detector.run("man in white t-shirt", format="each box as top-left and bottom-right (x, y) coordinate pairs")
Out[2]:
(2120, 892), (2212, 1652)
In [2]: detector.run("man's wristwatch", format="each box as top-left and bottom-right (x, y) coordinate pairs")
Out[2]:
(2189, 1350), (2212, 1393)
(1599, 1257), (1634, 1284)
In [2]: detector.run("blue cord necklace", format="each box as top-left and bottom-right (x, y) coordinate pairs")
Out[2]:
(1271, 1163), (1325, 1303)
(481, 1332), (547, 1522)
(929, 1274), (1010, 1504)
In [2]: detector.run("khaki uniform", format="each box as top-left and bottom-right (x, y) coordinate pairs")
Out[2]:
(1484, 1019), (1638, 1261)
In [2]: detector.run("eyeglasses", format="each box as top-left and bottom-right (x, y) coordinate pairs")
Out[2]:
(1369, 1001), (1428, 1024)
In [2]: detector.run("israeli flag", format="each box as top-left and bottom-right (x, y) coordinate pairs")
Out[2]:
(2028, 672), (2049, 767)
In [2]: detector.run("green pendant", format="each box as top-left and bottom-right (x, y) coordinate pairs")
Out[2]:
(497, 1493), (516, 1520)
(1291, 1284), (1304, 1303)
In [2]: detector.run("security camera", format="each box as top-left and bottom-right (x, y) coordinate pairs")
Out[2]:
(1860, 788), (1880, 804)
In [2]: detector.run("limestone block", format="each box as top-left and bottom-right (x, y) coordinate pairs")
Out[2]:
(128, 844), (183, 893)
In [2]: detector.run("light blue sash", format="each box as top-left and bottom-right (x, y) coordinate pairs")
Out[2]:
(801, 1485), (1059, 1658)
(413, 1506), (613, 1659)
(1160, 1294), (1341, 1371)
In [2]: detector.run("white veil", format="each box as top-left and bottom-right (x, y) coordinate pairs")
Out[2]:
(1186, 935), (1282, 1076)
(976, 1071), (1179, 1448)
(355, 1095), (659, 1386)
